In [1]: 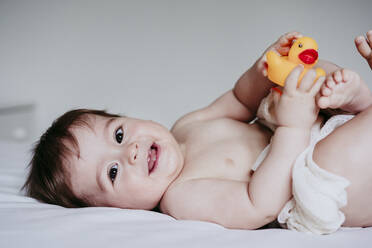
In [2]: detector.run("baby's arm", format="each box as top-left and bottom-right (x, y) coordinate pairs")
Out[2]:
(248, 67), (324, 218)
(172, 32), (303, 131)
(234, 32), (302, 119)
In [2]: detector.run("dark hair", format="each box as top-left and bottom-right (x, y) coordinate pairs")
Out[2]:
(22, 109), (120, 208)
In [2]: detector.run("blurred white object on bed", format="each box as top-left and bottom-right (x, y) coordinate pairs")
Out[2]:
(0, 103), (37, 142)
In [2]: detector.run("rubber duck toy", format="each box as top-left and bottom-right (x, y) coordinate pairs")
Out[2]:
(266, 37), (326, 87)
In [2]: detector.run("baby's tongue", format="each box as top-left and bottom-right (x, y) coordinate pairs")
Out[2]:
(148, 149), (157, 171)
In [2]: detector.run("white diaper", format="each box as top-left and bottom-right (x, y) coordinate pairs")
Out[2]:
(253, 92), (354, 234)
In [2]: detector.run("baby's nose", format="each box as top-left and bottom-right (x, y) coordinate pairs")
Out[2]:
(128, 142), (139, 165)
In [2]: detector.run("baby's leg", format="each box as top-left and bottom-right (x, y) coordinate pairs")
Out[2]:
(355, 30), (372, 69)
(313, 105), (372, 226)
(317, 69), (372, 113)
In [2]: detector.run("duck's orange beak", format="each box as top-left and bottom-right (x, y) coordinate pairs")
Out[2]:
(298, 49), (318, 64)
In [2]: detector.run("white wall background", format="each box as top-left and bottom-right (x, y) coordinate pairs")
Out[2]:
(1, 0), (371, 140)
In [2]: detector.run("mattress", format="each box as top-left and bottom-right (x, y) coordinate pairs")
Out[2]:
(1, 140), (371, 248)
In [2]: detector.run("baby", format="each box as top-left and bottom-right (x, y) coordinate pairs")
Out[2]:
(23, 30), (372, 233)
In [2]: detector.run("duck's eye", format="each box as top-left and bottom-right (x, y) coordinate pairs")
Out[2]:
(298, 43), (303, 48)
(115, 127), (124, 144)
(109, 164), (118, 183)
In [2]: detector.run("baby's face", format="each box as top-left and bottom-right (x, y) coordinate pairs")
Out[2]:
(67, 115), (184, 210)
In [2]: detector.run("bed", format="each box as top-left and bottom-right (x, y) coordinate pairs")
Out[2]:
(1, 109), (372, 248)
(3, 142), (372, 247)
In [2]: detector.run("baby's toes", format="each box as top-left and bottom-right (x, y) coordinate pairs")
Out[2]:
(332, 70), (343, 83)
(326, 76), (336, 89)
(317, 95), (331, 109)
(341, 68), (357, 83)
(321, 83), (332, 96)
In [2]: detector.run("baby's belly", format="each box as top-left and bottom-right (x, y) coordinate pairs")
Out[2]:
(179, 142), (270, 183)
(179, 144), (259, 183)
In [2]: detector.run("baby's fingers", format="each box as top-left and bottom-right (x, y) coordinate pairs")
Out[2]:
(279, 31), (303, 46)
(276, 31), (303, 55)
(355, 34), (371, 59)
(284, 65), (304, 94)
(298, 69), (317, 92)
(309, 76), (326, 96)
(272, 87), (281, 112)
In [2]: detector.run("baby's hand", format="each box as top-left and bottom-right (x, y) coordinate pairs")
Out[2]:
(273, 66), (325, 129)
(258, 31), (303, 77)
(355, 30), (372, 70)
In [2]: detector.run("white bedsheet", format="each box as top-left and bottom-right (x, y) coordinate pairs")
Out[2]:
(1, 141), (371, 248)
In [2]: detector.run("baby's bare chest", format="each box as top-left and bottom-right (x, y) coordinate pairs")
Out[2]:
(174, 119), (272, 183)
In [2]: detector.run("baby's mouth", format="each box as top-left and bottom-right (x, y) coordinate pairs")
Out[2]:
(147, 143), (159, 174)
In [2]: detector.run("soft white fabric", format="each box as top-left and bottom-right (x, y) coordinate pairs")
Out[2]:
(278, 115), (353, 234)
(255, 91), (354, 234)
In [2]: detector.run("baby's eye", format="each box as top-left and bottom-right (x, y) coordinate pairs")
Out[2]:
(115, 127), (124, 144)
(109, 164), (118, 183)
(298, 43), (303, 48)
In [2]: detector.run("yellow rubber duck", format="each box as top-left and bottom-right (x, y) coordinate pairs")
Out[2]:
(266, 37), (326, 87)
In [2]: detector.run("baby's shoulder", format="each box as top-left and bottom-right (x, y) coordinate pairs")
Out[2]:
(171, 107), (240, 137)
(171, 107), (209, 130)
(171, 114), (225, 142)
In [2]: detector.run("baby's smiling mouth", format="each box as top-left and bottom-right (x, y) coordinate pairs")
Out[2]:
(147, 143), (159, 174)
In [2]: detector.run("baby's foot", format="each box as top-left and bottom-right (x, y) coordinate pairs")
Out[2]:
(355, 30), (372, 70)
(317, 69), (372, 113)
